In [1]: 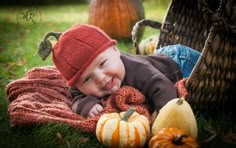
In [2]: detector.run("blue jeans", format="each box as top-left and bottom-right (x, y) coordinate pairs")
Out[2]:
(155, 44), (200, 78)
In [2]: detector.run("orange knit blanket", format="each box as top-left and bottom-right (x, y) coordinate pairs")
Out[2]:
(6, 66), (151, 133)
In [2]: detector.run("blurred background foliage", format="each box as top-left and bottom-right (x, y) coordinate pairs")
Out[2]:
(1, 0), (90, 6)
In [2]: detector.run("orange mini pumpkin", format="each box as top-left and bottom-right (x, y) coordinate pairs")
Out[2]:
(149, 128), (199, 148)
(96, 108), (150, 147)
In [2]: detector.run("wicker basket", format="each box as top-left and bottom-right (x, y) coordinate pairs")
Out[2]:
(132, 0), (236, 112)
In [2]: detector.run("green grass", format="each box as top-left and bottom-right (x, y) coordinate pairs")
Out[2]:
(0, 1), (235, 147)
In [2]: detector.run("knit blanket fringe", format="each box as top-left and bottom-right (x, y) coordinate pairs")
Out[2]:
(6, 66), (151, 133)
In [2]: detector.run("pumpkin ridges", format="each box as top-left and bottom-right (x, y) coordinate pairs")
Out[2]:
(96, 109), (150, 147)
(127, 113), (150, 145)
(96, 113), (120, 145)
(103, 119), (120, 146)
(115, 0), (123, 38)
(162, 129), (177, 140)
(122, 0), (132, 39)
(88, 0), (144, 40)
(182, 135), (199, 148)
(131, 116), (149, 146)
(119, 122), (136, 147)
(127, 122), (136, 146)
(108, 119), (120, 147)
(135, 122), (149, 146)
(111, 120), (120, 146)
(149, 131), (170, 146)
(101, 0), (110, 35)
(150, 138), (169, 147)
(107, 0), (119, 38)
(129, 126), (140, 147)
(125, 112), (140, 122)
(149, 128), (199, 148)
(119, 121), (130, 147)
(169, 127), (185, 136)
(96, 118), (109, 143)
(126, 0), (138, 34)
(148, 135), (158, 146)
(139, 118), (150, 139)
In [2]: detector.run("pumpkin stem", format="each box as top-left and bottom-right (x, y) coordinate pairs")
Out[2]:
(177, 97), (184, 105)
(172, 134), (188, 145)
(121, 108), (136, 121)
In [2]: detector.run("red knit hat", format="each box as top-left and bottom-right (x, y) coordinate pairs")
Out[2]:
(52, 24), (117, 86)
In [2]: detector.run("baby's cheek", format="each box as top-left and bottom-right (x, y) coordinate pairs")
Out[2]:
(77, 83), (98, 96)
(110, 86), (120, 94)
(91, 89), (106, 98)
(79, 85), (108, 98)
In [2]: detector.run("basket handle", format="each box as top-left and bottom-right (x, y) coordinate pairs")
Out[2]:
(132, 19), (162, 55)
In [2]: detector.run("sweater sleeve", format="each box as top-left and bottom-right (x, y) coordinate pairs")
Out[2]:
(121, 53), (179, 112)
(142, 71), (178, 111)
(70, 87), (103, 117)
(122, 62), (178, 112)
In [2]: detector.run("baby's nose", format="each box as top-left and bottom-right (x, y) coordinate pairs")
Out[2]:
(94, 71), (106, 84)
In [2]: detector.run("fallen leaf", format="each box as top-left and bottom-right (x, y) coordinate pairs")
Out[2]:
(78, 137), (90, 144)
(56, 132), (71, 148)
(16, 58), (27, 66)
(199, 125), (217, 144)
(222, 129), (236, 144)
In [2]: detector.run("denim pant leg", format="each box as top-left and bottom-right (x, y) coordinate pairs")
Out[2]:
(155, 44), (200, 78)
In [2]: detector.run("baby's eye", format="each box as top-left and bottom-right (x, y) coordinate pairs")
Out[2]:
(83, 76), (91, 83)
(100, 60), (107, 67)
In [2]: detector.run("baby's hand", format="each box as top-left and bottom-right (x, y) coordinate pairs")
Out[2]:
(87, 104), (103, 118)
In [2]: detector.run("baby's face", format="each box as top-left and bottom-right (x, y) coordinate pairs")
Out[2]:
(74, 46), (125, 97)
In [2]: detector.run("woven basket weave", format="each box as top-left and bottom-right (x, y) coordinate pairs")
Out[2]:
(132, 0), (236, 112)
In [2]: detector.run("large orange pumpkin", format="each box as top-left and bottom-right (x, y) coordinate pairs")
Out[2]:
(88, 0), (145, 41)
(96, 108), (150, 147)
(149, 128), (199, 148)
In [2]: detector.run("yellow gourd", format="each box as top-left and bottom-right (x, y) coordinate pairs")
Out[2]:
(96, 108), (150, 147)
(152, 97), (198, 139)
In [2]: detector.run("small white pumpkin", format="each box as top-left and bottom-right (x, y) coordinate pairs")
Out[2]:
(96, 108), (150, 147)
(138, 35), (158, 55)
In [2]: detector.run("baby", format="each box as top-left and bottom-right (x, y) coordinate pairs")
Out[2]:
(39, 24), (200, 118)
